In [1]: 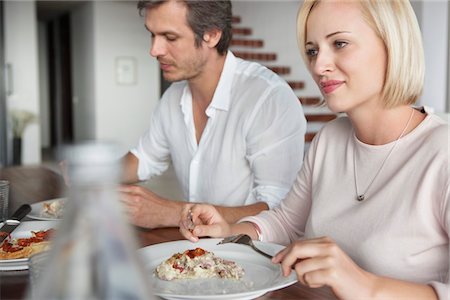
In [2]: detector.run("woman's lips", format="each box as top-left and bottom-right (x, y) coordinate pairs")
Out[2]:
(320, 80), (344, 94)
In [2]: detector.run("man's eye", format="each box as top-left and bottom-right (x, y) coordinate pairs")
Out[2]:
(306, 48), (318, 57)
(335, 41), (348, 49)
(166, 35), (177, 41)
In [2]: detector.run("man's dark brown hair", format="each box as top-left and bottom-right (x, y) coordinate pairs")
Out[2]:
(137, 0), (232, 55)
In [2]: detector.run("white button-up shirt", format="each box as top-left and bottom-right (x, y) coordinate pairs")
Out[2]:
(131, 51), (306, 209)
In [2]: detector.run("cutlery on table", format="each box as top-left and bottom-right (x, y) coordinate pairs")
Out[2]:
(217, 233), (272, 259)
(0, 204), (32, 244)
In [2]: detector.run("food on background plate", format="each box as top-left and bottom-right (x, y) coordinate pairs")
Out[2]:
(0, 229), (54, 260)
(156, 247), (245, 281)
(42, 199), (65, 218)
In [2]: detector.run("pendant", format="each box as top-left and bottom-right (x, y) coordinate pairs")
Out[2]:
(357, 195), (365, 201)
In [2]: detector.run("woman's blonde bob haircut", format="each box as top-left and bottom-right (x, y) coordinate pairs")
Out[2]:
(297, 0), (425, 108)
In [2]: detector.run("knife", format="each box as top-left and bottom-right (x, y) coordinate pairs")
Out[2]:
(0, 204), (32, 244)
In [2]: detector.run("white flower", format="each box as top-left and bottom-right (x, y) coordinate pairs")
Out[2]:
(10, 109), (37, 138)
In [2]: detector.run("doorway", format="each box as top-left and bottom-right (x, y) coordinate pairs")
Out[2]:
(38, 3), (78, 162)
(46, 14), (74, 147)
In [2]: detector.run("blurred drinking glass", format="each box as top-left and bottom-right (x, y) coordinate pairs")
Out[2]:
(28, 251), (50, 298)
(0, 180), (9, 222)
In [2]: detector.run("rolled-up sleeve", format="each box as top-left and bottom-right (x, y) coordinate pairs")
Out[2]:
(130, 103), (171, 181)
(430, 281), (449, 300)
(240, 131), (317, 245)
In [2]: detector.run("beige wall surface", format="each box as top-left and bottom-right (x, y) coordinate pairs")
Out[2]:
(4, 1), (41, 164)
(2, 0), (449, 165)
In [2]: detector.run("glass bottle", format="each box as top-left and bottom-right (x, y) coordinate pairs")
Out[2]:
(29, 142), (154, 300)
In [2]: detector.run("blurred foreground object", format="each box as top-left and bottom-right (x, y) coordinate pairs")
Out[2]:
(28, 142), (154, 299)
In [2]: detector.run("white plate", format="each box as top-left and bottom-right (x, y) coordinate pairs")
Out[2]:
(138, 238), (297, 300)
(0, 220), (58, 271)
(27, 198), (67, 221)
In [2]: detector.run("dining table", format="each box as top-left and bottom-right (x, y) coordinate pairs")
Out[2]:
(0, 165), (336, 300)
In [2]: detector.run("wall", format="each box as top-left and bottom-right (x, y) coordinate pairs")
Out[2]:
(232, 0), (449, 114)
(69, 1), (160, 155)
(92, 1), (160, 155)
(232, 0), (320, 99)
(417, 0), (449, 112)
(3, 0), (160, 163)
(3, 0), (448, 165)
(4, 1), (41, 164)
(38, 22), (50, 148)
(71, 1), (96, 142)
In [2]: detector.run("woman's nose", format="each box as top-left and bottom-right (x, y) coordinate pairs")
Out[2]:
(312, 49), (335, 76)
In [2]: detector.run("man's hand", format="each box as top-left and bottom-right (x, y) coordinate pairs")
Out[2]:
(119, 184), (182, 228)
(179, 204), (232, 242)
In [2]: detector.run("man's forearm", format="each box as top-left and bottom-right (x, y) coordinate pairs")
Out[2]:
(121, 152), (140, 183)
(157, 199), (186, 228)
(215, 202), (269, 224)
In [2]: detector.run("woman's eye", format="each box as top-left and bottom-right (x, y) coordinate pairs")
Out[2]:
(335, 41), (348, 49)
(306, 48), (318, 57)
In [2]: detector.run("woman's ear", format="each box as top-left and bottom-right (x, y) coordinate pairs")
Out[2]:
(203, 29), (222, 48)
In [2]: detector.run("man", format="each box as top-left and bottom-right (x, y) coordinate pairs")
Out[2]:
(120, 0), (306, 229)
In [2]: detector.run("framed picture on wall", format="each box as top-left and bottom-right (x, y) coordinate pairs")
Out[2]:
(115, 57), (137, 85)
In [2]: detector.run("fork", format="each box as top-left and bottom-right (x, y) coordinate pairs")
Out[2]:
(217, 234), (272, 259)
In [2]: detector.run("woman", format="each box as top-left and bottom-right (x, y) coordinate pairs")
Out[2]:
(179, 0), (449, 298)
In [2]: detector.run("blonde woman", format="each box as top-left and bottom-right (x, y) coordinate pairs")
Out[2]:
(179, 0), (449, 298)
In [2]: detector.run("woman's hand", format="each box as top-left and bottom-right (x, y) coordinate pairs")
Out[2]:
(272, 236), (373, 299)
(179, 204), (232, 242)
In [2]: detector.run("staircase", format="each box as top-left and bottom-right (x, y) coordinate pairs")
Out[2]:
(230, 15), (337, 145)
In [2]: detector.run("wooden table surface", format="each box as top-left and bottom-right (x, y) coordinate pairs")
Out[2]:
(0, 166), (336, 300)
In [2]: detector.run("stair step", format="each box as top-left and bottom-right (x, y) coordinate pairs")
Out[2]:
(232, 16), (241, 24)
(305, 132), (316, 142)
(230, 39), (264, 48)
(305, 114), (337, 122)
(267, 66), (290, 75)
(232, 27), (252, 36)
(287, 81), (305, 90)
(299, 97), (322, 105)
(234, 51), (277, 61)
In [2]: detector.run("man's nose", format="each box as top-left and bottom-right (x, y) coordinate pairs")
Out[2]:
(150, 37), (166, 57)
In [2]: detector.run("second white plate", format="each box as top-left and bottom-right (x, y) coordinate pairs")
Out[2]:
(27, 198), (67, 221)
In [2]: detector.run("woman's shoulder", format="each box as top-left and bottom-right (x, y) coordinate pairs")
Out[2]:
(419, 113), (449, 144)
(411, 114), (449, 175)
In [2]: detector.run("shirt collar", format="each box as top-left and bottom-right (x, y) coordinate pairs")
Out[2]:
(208, 50), (236, 112)
(180, 50), (236, 119)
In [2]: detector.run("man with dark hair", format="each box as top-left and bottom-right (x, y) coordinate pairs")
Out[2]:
(120, 0), (306, 229)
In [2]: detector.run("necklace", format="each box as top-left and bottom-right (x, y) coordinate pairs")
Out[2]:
(353, 108), (414, 201)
